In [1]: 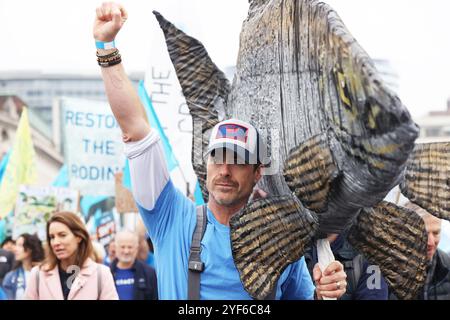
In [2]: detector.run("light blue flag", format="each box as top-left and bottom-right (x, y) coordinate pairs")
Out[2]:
(194, 181), (205, 206)
(80, 195), (108, 221)
(122, 159), (132, 190)
(52, 164), (107, 222)
(52, 165), (69, 187)
(138, 81), (179, 171)
(123, 81), (180, 190)
(0, 151), (11, 185)
(0, 211), (14, 244)
(0, 218), (6, 245)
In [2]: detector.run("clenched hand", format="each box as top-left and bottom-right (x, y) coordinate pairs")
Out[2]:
(94, 2), (128, 42)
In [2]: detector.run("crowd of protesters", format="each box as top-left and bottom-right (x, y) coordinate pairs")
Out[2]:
(0, 212), (158, 300)
(0, 204), (448, 300)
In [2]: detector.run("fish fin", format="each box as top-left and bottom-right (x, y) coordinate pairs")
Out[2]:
(153, 11), (231, 201)
(327, 17), (418, 173)
(230, 195), (318, 300)
(400, 142), (450, 221)
(348, 201), (428, 300)
(283, 132), (340, 213)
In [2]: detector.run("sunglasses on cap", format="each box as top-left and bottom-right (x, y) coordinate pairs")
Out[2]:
(209, 148), (249, 165)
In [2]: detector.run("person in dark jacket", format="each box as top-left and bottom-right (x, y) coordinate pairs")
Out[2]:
(405, 203), (450, 300)
(420, 249), (450, 300)
(110, 231), (158, 300)
(1, 237), (15, 252)
(103, 239), (116, 267)
(0, 248), (14, 285)
(305, 232), (389, 300)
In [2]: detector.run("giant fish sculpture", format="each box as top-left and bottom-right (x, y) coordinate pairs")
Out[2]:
(153, 0), (450, 300)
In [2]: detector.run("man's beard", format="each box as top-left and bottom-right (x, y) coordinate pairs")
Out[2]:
(119, 256), (135, 263)
(215, 196), (240, 207)
(210, 189), (242, 207)
(210, 187), (252, 208)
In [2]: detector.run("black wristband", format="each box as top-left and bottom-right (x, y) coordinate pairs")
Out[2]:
(98, 57), (122, 68)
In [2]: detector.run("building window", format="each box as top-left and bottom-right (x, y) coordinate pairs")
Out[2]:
(1, 129), (8, 141)
(27, 90), (43, 97)
(425, 128), (441, 137)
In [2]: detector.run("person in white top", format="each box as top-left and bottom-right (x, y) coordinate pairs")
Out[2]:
(2, 234), (44, 300)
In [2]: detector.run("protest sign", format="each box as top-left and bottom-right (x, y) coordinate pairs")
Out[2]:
(95, 210), (116, 247)
(60, 97), (125, 196)
(145, 14), (201, 193)
(13, 185), (80, 240)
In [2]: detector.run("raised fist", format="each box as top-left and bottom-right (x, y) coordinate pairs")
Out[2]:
(94, 2), (128, 42)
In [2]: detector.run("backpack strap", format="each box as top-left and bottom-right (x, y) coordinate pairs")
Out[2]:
(35, 267), (40, 299)
(352, 254), (363, 290)
(342, 254), (364, 295)
(97, 264), (102, 299)
(187, 205), (207, 300)
(186, 205), (277, 300)
(342, 260), (356, 293)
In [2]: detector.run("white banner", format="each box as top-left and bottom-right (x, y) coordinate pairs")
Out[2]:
(61, 97), (125, 196)
(144, 4), (203, 194)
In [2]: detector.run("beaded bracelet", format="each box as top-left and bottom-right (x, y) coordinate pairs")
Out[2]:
(98, 54), (121, 63)
(98, 58), (122, 68)
(96, 49), (120, 60)
(97, 49), (122, 68)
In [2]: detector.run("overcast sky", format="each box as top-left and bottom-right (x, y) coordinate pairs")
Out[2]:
(0, 0), (449, 119)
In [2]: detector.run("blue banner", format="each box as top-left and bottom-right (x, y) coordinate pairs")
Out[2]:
(52, 165), (69, 187)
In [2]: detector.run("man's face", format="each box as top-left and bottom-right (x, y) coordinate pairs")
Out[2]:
(115, 236), (138, 265)
(206, 149), (262, 208)
(2, 241), (15, 252)
(108, 241), (116, 259)
(423, 214), (441, 261)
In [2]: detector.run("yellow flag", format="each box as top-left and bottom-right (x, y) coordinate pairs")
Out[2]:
(0, 108), (37, 218)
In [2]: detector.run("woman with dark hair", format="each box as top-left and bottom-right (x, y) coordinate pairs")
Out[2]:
(25, 212), (118, 300)
(2, 233), (44, 300)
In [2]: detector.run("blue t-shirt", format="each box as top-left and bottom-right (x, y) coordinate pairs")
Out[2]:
(137, 179), (315, 300)
(115, 268), (135, 300)
(0, 287), (7, 300)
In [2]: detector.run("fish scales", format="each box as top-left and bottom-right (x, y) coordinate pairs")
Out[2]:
(400, 143), (450, 220)
(230, 195), (317, 299)
(284, 133), (338, 213)
(153, 11), (231, 202)
(348, 202), (428, 300)
(229, 0), (418, 235)
(154, 0), (441, 300)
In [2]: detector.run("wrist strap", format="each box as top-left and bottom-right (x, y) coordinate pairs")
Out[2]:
(95, 40), (116, 50)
